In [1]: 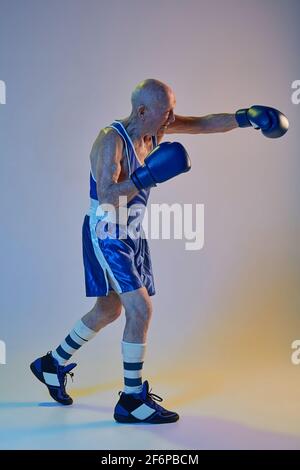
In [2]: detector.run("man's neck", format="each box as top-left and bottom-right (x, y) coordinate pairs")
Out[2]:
(120, 116), (150, 145)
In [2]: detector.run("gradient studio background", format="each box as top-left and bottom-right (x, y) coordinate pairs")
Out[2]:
(0, 0), (299, 450)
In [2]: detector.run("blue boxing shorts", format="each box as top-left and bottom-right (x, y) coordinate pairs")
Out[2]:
(82, 209), (155, 297)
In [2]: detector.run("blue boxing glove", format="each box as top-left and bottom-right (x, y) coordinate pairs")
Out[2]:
(235, 105), (289, 138)
(131, 141), (191, 191)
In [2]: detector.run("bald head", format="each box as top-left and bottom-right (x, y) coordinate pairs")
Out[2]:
(128, 78), (176, 136)
(131, 79), (173, 111)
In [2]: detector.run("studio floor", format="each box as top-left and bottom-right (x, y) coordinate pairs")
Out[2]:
(1, 361), (300, 450)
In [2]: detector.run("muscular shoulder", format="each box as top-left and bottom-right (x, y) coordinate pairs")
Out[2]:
(97, 127), (124, 155)
(90, 127), (124, 179)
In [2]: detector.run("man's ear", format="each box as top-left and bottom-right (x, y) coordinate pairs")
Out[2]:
(138, 105), (146, 120)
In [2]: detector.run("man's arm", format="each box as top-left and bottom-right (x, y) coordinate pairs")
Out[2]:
(96, 129), (138, 208)
(97, 130), (190, 207)
(164, 113), (238, 134)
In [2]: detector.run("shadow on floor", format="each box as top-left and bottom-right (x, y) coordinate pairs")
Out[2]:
(0, 402), (300, 450)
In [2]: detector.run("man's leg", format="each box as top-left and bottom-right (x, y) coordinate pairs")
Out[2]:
(119, 287), (152, 394)
(52, 292), (122, 365)
(30, 291), (122, 405)
(122, 287), (152, 344)
(113, 287), (179, 423)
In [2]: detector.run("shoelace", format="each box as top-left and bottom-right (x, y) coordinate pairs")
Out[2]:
(147, 388), (164, 411)
(148, 388), (163, 403)
(57, 366), (75, 396)
(118, 386), (165, 411)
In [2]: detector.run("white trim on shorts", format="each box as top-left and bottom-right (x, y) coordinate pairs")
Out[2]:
(88, 198), (122, 295)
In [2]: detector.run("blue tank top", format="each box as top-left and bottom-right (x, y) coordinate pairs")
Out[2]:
(88, 120), (157, 230)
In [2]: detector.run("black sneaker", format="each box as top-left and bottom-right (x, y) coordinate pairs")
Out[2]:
(30, 352), (76, 405)
(114, 380), (179, 424)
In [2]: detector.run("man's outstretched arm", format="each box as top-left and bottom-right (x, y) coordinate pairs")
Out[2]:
(165, 113), (238, 134)
(164, 105), (289, 138)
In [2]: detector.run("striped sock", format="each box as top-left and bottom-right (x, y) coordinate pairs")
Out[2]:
(51, 319), (96, 365)
(122, 340), (146, 394)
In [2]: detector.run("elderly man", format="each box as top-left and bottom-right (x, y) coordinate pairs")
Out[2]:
(30, 78), (288, 424)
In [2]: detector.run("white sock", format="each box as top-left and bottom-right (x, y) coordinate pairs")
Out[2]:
(122, 340), (146, 394)
(51, 319), (97, 365)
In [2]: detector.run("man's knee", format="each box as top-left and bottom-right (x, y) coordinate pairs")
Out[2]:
(94, 293), (122, 322)
(126, 306), (152, 324)
(124, 293), (153, 324)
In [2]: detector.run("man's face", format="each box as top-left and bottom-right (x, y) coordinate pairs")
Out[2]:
(157, 92), (176, 131)
(142, 91), (176, 134)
